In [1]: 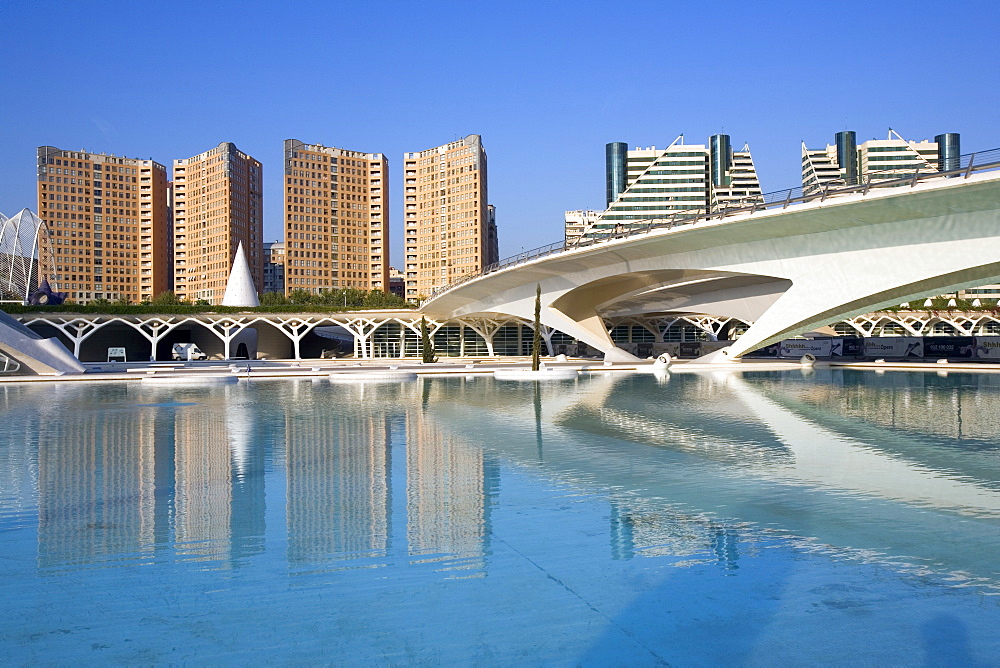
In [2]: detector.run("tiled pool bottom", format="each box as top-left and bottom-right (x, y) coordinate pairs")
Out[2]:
(2, 371), (1000, 664)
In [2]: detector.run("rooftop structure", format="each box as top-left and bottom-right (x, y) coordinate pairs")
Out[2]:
(585, 134), (761, 241)
(801, 129), (960, 195)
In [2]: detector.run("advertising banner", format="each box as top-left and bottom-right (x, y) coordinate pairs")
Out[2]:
(923, 337), (975, 358)
(831, 337), (864, 357)
(746, 343), (779, 358)
(863, 337), (923, 358)
(678, 342), (701, 358)
(779, 339), (833, 358)
(973, 337), (1000, 359)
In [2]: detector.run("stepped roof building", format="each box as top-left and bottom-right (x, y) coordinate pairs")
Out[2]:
(801, 129), (961, 195)
(577, 134), (762, 242)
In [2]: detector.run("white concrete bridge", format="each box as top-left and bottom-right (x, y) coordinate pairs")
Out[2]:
(422, 152), (1000, 361)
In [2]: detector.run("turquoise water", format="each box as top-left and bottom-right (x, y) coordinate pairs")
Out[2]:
(2, 369), (1000, 665)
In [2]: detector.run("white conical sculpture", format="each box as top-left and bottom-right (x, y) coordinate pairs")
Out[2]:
(222, 242), (260, 307)
(972, 298), (982, 307)
(900, 302), (910, 308)
(923, 298), (934, 307)
(947, 298), (957, 307)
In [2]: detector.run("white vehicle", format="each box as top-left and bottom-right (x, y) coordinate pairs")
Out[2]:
(172, 343), (207, 361)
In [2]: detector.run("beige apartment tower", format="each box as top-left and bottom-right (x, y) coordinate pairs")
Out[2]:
(403, 135), (491, 301)
(172, 142), (263, 304)
(283, 139), (389, 294)
(36, 147), (170, 304)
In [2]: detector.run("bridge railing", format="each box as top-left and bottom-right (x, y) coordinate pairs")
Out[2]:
(428, 147), (1000, 299)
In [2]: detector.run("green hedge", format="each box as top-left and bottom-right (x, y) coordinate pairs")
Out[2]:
(1, 287), (414, 315)
(1, 303), (415, 316)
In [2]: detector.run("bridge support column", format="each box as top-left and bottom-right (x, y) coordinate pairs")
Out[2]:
(726, 255), (1000, 359)
(541, 307), (641, 362)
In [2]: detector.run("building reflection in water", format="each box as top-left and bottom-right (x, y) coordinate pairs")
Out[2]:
(0, 386), (45, 533)
(21, 378), (501, 577)
(283, 380), (497, 577)
(29, 383), (267, 570)
(284, 382), (392, 567)
(405, 409), (498, 575)
(766, 369), (1000, 443)
(36, 392), (160, 569)
(174, 409), (232, 561)
(610, 501), (743, 570)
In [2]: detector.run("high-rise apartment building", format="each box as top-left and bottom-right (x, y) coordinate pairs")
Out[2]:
(263, 241), (285, 294)
(801, 129), (961, 195)
(403, 135), (491, 300)
(388, 266), (405, 299)
(282, 139), (389, 295)
(172, 142), (263, 304)
(586, 134), (761, 240)
(36, 147), (170, 303)
(563, 209), (602, 246)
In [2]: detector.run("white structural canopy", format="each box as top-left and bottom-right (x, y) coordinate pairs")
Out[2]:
(222, 242), (260, 307)
(0, 209), (53, 303)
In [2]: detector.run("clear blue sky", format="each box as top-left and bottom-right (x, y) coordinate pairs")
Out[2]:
(2, 0), (998, 264)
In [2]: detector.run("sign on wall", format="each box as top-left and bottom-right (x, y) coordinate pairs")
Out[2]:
(973, 337), (1000, 359)
(923, 337), (975, 358)
(831, 337), (864, 356)
(779, 339), (832, 358)
(863, 338), (923, 358)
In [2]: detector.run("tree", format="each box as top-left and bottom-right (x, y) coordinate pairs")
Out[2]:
(420, 316), (437, 363)
(259, 291), (288, 306)
(531, 283), (542, 371)
(152, 290), (182, 306)
(362, 289), (409, 309)
(287, 289), (316, 305)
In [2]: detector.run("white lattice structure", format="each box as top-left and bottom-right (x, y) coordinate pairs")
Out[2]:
(838, 310), (1000, 338)
(13, 308), (1000, 363)
(0, 209), (54, 303)
(16, 311), (543, 361)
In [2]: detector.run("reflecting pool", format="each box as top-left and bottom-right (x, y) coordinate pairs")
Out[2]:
(2, 369), (1000, 664)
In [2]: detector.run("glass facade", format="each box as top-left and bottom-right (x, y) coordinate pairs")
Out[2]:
(605, 142), (628, 207)
(936, 133), (961, 172)
(709, 134), (732, 187)
(835, 131), (858, 185)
